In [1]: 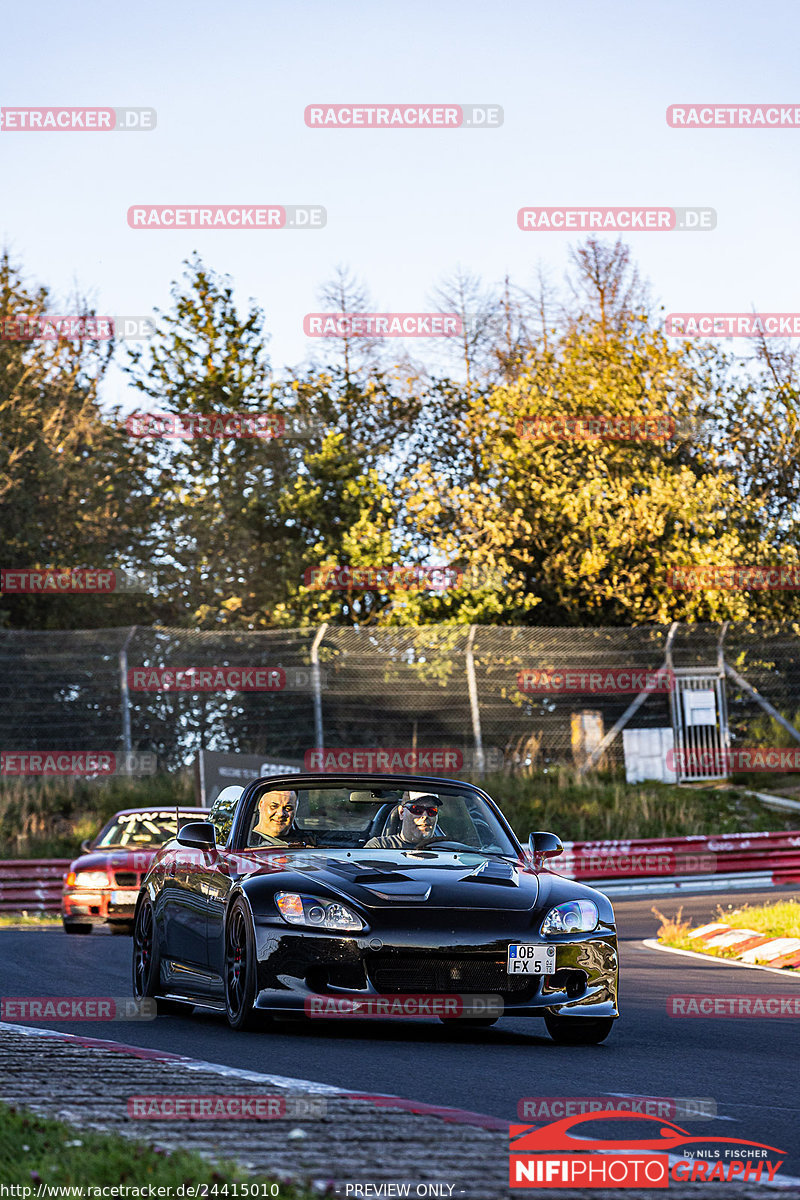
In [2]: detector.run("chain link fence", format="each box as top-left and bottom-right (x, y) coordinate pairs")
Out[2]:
(1, 622), (799, 774)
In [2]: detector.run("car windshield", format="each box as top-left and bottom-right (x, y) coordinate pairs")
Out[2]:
(237, 783), (520, 857)
(95, 811), (199, 849)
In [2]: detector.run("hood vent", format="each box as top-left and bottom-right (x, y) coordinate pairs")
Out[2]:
(460, 859), (519, 887)
(363, 881), (432, 902)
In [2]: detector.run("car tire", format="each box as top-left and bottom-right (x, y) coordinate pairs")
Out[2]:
(109, 922), (134, 936)
(224, 897), (262, 1031)
(544, 1013), (615, 1045)
(62, 921), (92, 935)
(132, 898), (193, 1016)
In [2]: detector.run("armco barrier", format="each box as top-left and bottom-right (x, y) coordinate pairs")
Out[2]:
(1, 834), (798, 914)
(559, 830), (800, 888)
(0, 860), (70, 913)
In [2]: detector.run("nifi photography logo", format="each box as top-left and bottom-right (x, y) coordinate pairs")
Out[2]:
(509, 1110), (785, 1188)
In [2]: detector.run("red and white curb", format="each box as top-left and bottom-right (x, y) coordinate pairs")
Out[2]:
(643, 938), (800, 977)
(686, 922), (800, 968)
(6, 1023), (800, 1191)
(1, 1022), (507, 1129)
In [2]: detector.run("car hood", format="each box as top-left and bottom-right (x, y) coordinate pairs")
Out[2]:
(264, 849), (539, 910)
(67, 848), (158, 874)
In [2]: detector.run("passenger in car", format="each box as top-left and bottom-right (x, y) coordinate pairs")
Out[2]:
(249, 790), (300, 846)
(364, 792), (440, 849)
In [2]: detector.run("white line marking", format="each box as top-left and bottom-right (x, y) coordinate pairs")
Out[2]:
(642, 938), (800, 978)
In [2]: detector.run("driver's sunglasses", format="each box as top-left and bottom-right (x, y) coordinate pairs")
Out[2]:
(406, 804), (439, 816)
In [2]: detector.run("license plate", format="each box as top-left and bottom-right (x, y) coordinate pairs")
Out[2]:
(111, 889), (139, 904)
(507, 943), (557, 974)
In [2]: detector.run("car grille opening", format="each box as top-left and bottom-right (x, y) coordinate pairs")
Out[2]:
(114, 872), (138, 887)
(367, 954), (535, 997)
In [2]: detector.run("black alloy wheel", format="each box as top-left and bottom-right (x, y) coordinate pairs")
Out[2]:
(224, 897), (262, 1031)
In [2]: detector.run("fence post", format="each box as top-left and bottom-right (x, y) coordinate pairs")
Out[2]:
(465, 625), (485, 777)
(311, 624), (327, 751)
(119, 626), (136, 755)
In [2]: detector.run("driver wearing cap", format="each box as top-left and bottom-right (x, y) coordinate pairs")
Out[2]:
(364, 791), (440, 849)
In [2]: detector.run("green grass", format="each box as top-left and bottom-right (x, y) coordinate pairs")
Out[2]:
(1, 766), (798, 861)
(652, 900), (800, 966)
(0, 1102), (323, 1193)
(477, 768), (799, 842)
(0, 913), (61, 927)
(714, 898), (800, 940)
(0, 774), (195, 859)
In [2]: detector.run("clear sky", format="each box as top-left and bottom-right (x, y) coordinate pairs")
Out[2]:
(1, 0), (798, 411)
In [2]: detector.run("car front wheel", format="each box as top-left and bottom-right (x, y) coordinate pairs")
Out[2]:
(63, 921), (92, 935)
(224, 897), (262, 1031)
(544, 1013), (615, 1045)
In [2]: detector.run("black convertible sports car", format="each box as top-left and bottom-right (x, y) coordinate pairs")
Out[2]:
(132, 773), (619, 1044)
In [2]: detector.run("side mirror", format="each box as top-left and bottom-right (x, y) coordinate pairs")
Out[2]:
(528, 831), (563, 868)
(80, 839), (93, 854)
(176, 821), (217, 850)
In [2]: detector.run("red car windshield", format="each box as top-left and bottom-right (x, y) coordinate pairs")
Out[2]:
(95, 811), (197, 849)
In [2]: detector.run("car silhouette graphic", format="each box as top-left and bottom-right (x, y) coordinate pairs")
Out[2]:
(510, 1110), (785, 1155)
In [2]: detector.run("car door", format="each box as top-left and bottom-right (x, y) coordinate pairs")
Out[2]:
(161, 842), (210, 970)
(205, 847), (258, 982)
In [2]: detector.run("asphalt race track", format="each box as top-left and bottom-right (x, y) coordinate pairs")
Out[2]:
(2, 885), (799, 1175)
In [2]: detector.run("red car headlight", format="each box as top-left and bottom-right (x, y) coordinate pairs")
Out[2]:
(69, 870), (111, 889)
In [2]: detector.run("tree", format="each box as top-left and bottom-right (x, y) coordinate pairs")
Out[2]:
(0, 251), (150, 629)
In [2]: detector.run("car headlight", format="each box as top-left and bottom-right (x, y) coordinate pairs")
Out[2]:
(275, 892), (364, 932)
(70, 870), (111, 889)
(541, 899), (598, 934)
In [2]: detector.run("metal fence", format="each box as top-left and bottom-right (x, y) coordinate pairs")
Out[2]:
(1, 622), (800, 776)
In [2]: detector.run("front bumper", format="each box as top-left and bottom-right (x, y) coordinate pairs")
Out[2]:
(251, 924), (619, 1019)
(62, 887), (141, 927)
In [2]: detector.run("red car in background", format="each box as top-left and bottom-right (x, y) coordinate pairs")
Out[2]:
(62, 806), (206, 935)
